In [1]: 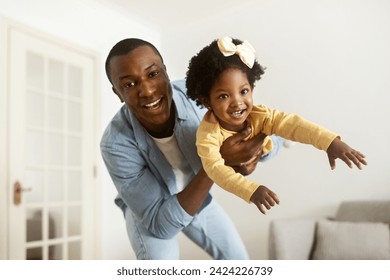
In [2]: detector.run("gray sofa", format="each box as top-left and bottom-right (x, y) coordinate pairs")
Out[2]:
(269, 200), (390, 260)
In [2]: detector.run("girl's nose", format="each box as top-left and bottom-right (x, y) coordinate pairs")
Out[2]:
(231, 94), (244, 107)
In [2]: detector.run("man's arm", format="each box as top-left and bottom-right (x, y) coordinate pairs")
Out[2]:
(177, 168), (213, 216)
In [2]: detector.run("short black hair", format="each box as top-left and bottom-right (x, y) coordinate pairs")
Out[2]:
(186, 38), (265, 107)
(105, 38), (163, 84)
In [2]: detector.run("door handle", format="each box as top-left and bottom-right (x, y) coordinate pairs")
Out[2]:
(13, 181), (32, 205)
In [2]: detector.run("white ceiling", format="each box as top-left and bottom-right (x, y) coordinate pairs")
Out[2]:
(98, 0), (257, 31)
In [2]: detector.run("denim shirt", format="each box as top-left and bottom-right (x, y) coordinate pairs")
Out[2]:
(100, 80), (211, 239)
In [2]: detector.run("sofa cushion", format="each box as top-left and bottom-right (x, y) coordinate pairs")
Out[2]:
(269, 219), (317, 260)
(336, 201), (390, 225)
(312, 220), (390, 260)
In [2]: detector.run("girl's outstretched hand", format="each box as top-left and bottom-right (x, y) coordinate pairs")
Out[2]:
(327, 138), (367, 170)
(250, 185), (280, 215)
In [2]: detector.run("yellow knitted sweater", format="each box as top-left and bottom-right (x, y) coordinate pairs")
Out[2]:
(196, 104), (338, 203)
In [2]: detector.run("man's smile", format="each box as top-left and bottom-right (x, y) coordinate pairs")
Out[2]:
(144, 97), (163, 110)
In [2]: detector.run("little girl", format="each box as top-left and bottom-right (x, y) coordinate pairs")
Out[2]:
(185, 37), (367, 214)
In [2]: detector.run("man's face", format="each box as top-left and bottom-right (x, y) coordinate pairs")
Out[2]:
(109, 45), (173, 134)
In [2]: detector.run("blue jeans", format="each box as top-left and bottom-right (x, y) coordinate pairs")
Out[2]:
(125, 199), (249, 260)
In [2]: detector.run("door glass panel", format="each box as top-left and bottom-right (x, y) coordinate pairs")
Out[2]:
(68, 65), (83, 98)
(26, 52), (44, 89)
(26, 91), (45, 128)
(48, 59), (64, 94)
(67, 100), (82, 133)
(24, 169), (44, 203)
(68, 241), (81, 260)
(49, 244), (62, 260)
(68, 206), (81, 236)
(67, 136), (81, 166)
(68, 170), (81, 201)
(47, 132), (64, 166)
(48, 96), (64, 130)
(47, 170), (64, 202)
(48, 207), (63, 239)
(26, 247), (42, 260)
(26, 130), (44, 166)
(26, 208), (42, 242)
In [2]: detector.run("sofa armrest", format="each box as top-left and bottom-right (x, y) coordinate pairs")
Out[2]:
(268, 218), (319, 260)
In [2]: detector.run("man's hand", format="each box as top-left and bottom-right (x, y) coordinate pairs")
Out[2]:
(234, 154), (262, 176)
(250, 185), (280, 215)
(327, 138), (367, 170)
(220, 127), (266, 170)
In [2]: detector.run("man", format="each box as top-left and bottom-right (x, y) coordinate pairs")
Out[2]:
(100, 38), (278, 259)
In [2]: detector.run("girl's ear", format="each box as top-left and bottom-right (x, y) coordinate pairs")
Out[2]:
(199, 97), (211, 110)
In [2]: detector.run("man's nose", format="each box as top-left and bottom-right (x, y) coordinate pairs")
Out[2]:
(138, 80), (155, 97)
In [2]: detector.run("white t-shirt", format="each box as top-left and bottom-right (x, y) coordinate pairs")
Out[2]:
(151, 134), (193, 193)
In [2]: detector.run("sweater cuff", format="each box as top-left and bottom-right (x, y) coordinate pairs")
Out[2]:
(242, 182), (259, 203)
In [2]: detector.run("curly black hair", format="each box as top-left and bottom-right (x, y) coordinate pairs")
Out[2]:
(186, 38), (265, 107)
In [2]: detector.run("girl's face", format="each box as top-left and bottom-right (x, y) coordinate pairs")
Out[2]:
(207, 68), (254, 132)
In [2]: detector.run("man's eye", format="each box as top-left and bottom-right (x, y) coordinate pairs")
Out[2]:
(149, 71), (159, 78)
(124, 82), (136, 88)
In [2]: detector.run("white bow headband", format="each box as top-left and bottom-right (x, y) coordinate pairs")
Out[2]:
(217, 37), (256, 69)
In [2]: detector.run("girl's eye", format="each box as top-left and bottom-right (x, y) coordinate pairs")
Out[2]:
(218, 93), (229, 100)
(241, 88), (249, 95)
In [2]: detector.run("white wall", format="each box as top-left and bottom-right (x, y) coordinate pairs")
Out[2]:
(162, 0), (390, 259)
(0, 0), (161, 260)
(1, 0), (389, 260)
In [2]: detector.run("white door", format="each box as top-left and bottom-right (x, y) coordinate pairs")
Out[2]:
(7, 25), (98, 259)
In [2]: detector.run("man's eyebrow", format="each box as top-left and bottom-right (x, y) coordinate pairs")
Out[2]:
(119, 74), (132, 81)
(145, 63), (156, 70)
(118, 63), (157, 81)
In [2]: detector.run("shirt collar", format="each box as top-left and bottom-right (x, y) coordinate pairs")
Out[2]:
(172, 82), (190, 121)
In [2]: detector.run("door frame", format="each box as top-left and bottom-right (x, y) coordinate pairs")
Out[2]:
(0, 16), (9, 260)
(0, 17), (101, 259)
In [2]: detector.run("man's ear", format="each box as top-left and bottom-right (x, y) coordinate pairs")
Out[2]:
(162, 64), (170, 81)
(112, 86), (124, 103)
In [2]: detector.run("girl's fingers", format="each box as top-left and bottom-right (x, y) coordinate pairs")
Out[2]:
(256, 202), (266, 215)
(346, 150), (368, 169)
